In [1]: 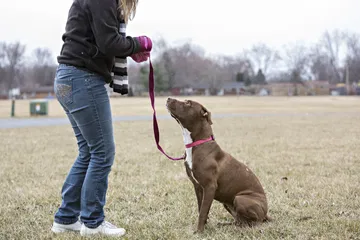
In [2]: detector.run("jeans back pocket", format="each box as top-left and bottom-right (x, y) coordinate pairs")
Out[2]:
(54, 69), (74, 106)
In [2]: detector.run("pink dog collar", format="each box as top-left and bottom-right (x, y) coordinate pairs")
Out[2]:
(185, 135), (215, 148)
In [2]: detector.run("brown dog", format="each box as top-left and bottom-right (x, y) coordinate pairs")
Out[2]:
(166, 98), (271, 233)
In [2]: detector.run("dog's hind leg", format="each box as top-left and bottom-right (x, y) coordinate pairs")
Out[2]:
(216, 203), (238, 226)
(233, 194), (267, 226)
(223, 203), (237, 219)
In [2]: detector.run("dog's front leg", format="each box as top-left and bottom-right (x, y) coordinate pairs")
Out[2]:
(196, 183), (216, 233)
(184, 162), (203, 212)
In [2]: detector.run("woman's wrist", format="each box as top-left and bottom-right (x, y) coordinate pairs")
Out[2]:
(132, 36), (152, 53)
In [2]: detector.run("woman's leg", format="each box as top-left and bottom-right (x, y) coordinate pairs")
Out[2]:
(52, 64), (124, 236)
(70, 73), (115, 229)
(53, 112), (91, 224)
(72, 72), (125, 236)
(52, 65), (92, 232)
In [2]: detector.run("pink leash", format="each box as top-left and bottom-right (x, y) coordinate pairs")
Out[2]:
(148, 57), (215, 160)
(148, 58), (186, 160)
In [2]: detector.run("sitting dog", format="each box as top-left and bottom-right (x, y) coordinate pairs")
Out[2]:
(166, 98), (271, 233)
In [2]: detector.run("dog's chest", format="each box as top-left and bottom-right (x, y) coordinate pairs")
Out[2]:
(182, 128), (193, 169)
(185, 148), (193, 169)
(181, 126), (200, 184)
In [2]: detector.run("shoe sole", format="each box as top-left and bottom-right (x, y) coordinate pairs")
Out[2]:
(80, 230), (126, 237)
(51, 226), (81, 233)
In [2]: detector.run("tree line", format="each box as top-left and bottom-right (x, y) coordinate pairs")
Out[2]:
(1, 29), (360, 95)
(0, 42), (57, 95)
(133, 29), (360, 93)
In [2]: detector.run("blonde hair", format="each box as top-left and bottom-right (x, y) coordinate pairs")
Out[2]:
(119, 0), (138, 23)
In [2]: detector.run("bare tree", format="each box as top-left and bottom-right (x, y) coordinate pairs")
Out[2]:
(145, 37), (179, 91)
(346, 33), (360, 59)
(0, 42), (5, 67)
(217, 55), (252, 82)
(3, 42), (26, 90)
(309, 44), (333, 81)
(30, 47), (57, 86)
(320, 29), (347, 83)
(151, 36), (169, 57)
(345, 33), (360, 83)
(127, 30), (360, 95)
(32, 47), (54, 66)
(245, 43), (281, 76)
(163, 43), (207, 88)
(282, 42), (310, 83)
(162, 51), (176, 89)
(0, 43), (6, 91)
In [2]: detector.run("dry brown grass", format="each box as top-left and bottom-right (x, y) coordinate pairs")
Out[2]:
(0, 96), (360, 240)
(2, 95), (360, 119)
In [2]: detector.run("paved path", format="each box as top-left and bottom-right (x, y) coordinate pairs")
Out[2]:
(1, 111), (359, 129)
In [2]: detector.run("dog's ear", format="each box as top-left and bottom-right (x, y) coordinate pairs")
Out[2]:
(201, 106), (213, 125)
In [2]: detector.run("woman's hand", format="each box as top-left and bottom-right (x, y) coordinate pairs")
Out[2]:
(130, 51), (150, 63)
(134, 36), (152, 52)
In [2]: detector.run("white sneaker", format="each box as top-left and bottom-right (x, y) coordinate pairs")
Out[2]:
(80, 221), (126, 237)
(51, 220), (82, 233)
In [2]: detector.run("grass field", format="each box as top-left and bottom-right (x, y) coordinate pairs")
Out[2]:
(1, 96), (360, 240)
(2, 95), (360, 119)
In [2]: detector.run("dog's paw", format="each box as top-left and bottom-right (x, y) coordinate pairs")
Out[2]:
(194, 227), (205, 234)
(217, 221), (235, 227)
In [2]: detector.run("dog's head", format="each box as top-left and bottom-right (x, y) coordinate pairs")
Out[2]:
(166, 98), (213, 132)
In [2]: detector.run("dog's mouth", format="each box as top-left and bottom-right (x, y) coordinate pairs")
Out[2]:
(166, 103), (181, 124)
(169, 112), (180, 124)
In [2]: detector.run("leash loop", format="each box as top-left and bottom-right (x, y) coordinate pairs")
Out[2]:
(148, 57), (185, 161)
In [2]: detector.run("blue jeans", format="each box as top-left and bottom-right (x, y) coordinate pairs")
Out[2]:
(53, 64), (115, 228)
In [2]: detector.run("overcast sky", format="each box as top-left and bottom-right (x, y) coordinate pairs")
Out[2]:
(1, 0), (359, 62)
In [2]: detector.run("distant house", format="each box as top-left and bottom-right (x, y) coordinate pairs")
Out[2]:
(170, 82), (211, 96)
(258, 88), (269, 96)
(0, 93), (8, 100)
(170, 87), (181, 96)
(20, 86), (55, 99)
(306, 80), (330, 95)
(267, 82), (308, 96)
(106, 83), (146, 97)
(0, 84), (7, 99)
(0, 90), (7, 99)
(169, 81), (187, 96)
(330, 83), (347, 95)
(170, 83), (193, 96)
(192, 82), (211, 96)
(354, 82), (360, 95)
(218, 82), (245, 96)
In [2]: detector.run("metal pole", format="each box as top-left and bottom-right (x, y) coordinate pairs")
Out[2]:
(346, 64), (350, 95)
(11, 97), (15, 117)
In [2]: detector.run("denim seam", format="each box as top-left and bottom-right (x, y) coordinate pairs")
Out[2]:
(86, 81), (106, 161)
(64, 181), (83, 188)
(54, 218), (78, 225)
(67, 79), (74, 104)
(85, 78), (106, 214)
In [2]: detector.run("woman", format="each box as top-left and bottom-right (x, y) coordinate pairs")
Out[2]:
(50, 0), (151, 237)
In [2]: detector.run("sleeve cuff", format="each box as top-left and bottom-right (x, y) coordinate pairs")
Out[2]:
(131, 37), (142, 55)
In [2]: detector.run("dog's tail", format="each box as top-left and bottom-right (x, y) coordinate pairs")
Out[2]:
(264, 215), (273, 222)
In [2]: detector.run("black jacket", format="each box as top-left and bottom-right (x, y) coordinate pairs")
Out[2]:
(57, 0), (141, 83)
